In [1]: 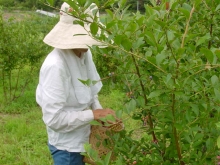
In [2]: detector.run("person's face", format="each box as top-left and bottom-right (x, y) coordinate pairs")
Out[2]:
(75, 49), (88, 53)
(72, 49), (88, 57)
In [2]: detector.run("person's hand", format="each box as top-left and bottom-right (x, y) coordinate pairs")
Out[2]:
(92, 109), (124, 131)
(92, 108), (116, 120)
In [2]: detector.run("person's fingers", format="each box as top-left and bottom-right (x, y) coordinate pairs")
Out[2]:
(93, 109), (121, 122)
(92, 109), (115, 120)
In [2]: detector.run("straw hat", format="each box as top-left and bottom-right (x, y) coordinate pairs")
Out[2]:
(43, 2), (104, 49)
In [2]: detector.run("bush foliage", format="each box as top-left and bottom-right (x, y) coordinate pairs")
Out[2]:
(53, 0), (220, 164)
(0, 10), (57, 110)
(0, 0), (151, 11)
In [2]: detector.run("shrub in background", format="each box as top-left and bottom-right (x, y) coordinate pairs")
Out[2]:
(0, 10), (58, 112)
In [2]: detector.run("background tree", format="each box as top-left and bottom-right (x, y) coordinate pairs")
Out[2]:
(127, 0), (151, 12)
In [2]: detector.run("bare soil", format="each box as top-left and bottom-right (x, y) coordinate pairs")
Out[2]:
(3, 11), (31, 21)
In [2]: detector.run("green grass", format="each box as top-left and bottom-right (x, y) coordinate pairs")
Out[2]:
(0, 108), (52, 165)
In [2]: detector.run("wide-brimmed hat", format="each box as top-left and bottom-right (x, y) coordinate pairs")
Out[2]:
(43, 2), (104, 49)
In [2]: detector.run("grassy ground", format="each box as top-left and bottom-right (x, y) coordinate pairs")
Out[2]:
(0, 108), (51, 165)
(2, 10), (34, 21)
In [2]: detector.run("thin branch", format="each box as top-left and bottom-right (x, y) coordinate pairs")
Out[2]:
(106, 42), (167, 73)
(181, 6), (195, 48)
(165, 30), (177, 63)
(181, 64), (220, 74)
(184, 65), (220, 84)
(131, 51), (157, 142)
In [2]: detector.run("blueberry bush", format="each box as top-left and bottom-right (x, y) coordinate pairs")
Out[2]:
(47, 0), (220, 164)
(0, 9), (57, 107)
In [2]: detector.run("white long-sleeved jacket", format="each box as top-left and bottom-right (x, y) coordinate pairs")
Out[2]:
(36, 48), (103, 152)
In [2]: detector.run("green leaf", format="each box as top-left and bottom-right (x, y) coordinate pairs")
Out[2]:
(206, 138), (214, 150)
(78, 79), (98, 86)
(156, 52), (166, 65)
(46, 0), (54, 6)
(104, 151), (112, 165)
(118, 0), (127, 8)
(182, 3), (192, 12)
(116, 110), (123, 119)
(214, 89), (220, 100)
(194, 133), (204, 142)
(202, 104), (207, 110)
(90, 120), (102, 126)
(215, 4), (220, 11)
(78, 78), (95, 86)
(133, 37), (144, 49)
(215, 50), (220, 58)
(170, 1), (179, 10)
(65, 0), (79, 12)
(217, 136), (220, 148)
(84, 0), (95, 8)
(137, 96), (145, 107)
(89, 80), (98, 85)
(105, 9), (114, 18)
(216, 122), (220, 129)
(73, 20), (84, 26)
(105, 114), (116, 123)
(164, 73), (172, 86)
(179, 8), (190, 19)
(167, 30), (175, 41)
(200, 48), (214, 63)
(154, 20), (166, 28)
(174, 123), (184, 130)
(90, 22), (98, 35)
(77, 0), (86, 6)
(103, 0), (116, 7)
(148, 90), (162, 99)
(125, 99), (136, 114)
(190, 104), (199, 117)
(121, 38), (132, 50)
(114, 35), (122, 45)
(196, 33), (211, 47)
(145, 31), (156, 46)
(211, 75), (219, 85)
(106, 21), (116, 29)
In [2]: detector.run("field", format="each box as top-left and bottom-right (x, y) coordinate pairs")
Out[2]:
(3, 10), (31, 20)
(0, 109), (52, 165)
(1, 2), (220, 164)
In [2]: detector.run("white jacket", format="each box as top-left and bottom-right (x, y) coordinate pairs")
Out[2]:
(36, 48), (103, 152)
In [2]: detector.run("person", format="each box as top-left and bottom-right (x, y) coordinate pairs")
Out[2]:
(36, 2), (116, 165)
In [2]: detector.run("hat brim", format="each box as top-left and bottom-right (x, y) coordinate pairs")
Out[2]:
(43, 22), (105, 49)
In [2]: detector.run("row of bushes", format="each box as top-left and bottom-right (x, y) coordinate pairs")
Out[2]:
(0, 10), (58, 112)
(0, 0), (62, 10)
(0, 0), (151, 11)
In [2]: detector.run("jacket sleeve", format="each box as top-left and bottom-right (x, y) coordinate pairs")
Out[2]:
(90, 94), (103, 110)
(38, 63), (94, 133)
